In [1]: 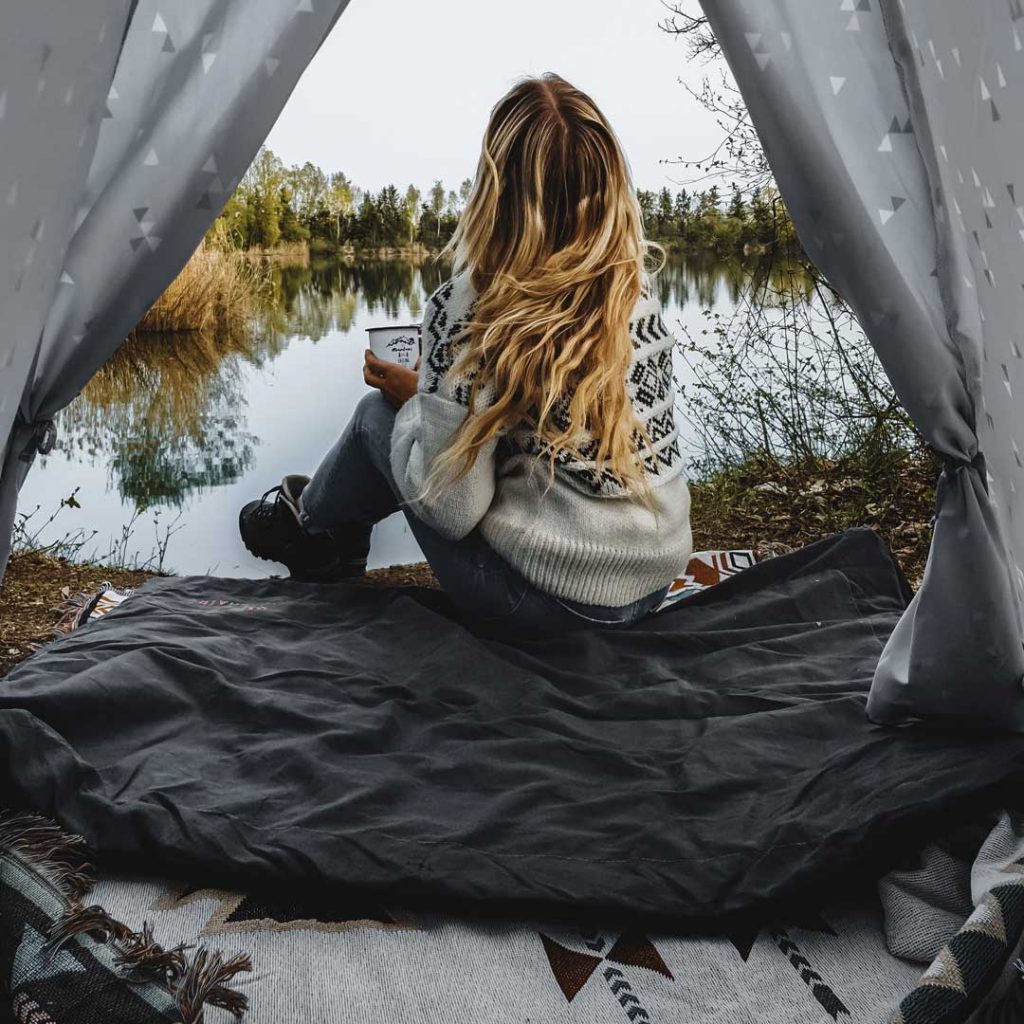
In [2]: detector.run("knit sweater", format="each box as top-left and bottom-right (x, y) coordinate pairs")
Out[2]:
(389, 270), (693, 607)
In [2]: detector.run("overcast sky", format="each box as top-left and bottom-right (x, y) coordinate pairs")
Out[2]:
(264, 0), (726, 197)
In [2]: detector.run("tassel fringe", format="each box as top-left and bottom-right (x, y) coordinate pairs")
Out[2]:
(51, 587), (105, 638)
(0, 812), (94, 903)
(0, 810), (250, 1022)
(46, 903), (136, 949)
(173, 947), (253, 1021)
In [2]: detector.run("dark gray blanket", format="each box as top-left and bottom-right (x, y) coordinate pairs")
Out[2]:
(2, 529), (1024, 927)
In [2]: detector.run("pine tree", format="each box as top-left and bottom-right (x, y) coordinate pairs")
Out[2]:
(657, 187), (674, 235)
(277, 184), (308, 243)
(636, 189), (656, 231)
(728, 183), (747, 220)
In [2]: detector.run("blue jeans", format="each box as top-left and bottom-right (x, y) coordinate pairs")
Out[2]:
(299, 392), (668, 639)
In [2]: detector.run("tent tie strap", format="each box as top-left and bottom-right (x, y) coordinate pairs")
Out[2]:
(18, 418), (57, 462)
(942, 451), (986, 477)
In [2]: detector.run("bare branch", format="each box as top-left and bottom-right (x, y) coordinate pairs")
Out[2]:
(657, 3), (720, 60)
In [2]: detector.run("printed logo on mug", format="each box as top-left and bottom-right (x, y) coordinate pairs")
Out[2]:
(367, 325), (422, 369)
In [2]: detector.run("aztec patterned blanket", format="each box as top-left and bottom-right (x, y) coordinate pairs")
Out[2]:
(2, 810), (1024, 1023)
(49, 549), (761, 632)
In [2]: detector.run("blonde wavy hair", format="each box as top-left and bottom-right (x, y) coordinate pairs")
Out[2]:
(429, 73), (665, 500)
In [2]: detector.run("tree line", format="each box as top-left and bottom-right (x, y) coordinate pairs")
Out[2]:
(208, 148), (467, 252)
(208, 147), (801, 259)
(636, 183), (800, 258)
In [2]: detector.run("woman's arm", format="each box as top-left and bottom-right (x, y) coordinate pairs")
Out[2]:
(389, 390), (497, 540)
(387, 276), (498, 540)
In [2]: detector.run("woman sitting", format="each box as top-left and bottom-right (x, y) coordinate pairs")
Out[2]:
(239, 73), (692, 638)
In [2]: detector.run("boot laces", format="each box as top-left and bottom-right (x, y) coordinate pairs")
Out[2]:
(251, 486), (289, 522)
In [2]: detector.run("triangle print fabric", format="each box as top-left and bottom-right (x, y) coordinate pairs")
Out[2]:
(0, 0), (353, 581)
(700, 0), (1024, 731)
(0, 1), (132, 581)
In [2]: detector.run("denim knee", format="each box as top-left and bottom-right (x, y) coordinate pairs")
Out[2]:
(352, 390), (396, 438)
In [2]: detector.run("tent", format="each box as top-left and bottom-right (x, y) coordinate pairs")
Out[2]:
(0, 0), (1022, 735)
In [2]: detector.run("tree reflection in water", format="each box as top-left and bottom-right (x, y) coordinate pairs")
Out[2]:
(54, 253), (808, 511)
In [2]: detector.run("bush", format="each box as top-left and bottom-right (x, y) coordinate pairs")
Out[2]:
(676, 261), (938, 581)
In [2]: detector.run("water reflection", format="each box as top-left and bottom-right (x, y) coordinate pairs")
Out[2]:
(267, 258), (453, 339)
(651, 250), (814, 310)
(58, 331), (270, 509)
(54, 253), (811, 514)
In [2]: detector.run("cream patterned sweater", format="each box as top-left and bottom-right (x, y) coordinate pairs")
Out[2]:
(389, 270), (693, 607)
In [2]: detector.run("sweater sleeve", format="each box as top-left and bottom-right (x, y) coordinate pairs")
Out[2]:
(389, 392), (497, 540)
(388, 279), (497, 540)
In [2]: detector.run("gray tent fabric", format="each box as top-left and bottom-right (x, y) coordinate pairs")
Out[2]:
(0, 1), (133, 578)
(0, 0), (350, 580)
(699, 0), (1024, 730)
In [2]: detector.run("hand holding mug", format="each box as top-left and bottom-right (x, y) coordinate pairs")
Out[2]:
(363, 349), (420, 410)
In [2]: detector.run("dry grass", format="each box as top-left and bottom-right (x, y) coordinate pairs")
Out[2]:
(131, 245), (268, 338)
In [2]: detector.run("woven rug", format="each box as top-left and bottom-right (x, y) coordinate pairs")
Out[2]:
(73, 812), (1024, 1023)
(49, 550), (762, 632)
(7, 809), (1024, 1023)
(89, 874), (919, 1023)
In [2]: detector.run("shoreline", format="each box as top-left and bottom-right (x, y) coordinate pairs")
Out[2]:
(0, 456), (933, 679)
(231, 239), (788, 264)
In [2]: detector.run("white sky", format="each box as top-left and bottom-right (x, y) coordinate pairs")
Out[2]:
(264, 0), (725, 197)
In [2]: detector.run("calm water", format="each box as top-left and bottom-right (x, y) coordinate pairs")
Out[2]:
(20, 254), (789, 576)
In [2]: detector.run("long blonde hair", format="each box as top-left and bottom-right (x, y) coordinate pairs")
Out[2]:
(430, 73), (664, 499)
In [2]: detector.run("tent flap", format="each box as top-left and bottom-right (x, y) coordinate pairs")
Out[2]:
(0, 1), (133, 577)
(700, 0), (1024, 729)
(0, 0), (351, 580)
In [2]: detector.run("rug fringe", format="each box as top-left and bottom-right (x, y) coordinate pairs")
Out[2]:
(0, 811), (94, 903)
(46, 903), (137, 948)
(51, 588), (102, 638)
(1, 810), (251, 1022)
(172, 946), (253, 1022)
(114, 919), (188, 979)
(114, 919), (251, 1023)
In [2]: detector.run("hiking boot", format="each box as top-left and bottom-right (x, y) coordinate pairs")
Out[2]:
(238, 475), (370, 582)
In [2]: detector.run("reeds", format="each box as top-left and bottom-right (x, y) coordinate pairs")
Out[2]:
(241, 241), (310, 265)
(130, 244), (269, 340)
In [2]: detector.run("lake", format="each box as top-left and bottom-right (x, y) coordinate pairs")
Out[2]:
(19, 253), (796, 576)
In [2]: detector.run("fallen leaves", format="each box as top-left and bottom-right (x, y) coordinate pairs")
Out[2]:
(690, 448), (938, 587)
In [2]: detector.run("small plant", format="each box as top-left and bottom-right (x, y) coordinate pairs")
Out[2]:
(11, 489), (99, 562)
(92, 506), (184, 574)
(12, 491), (182, 575)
